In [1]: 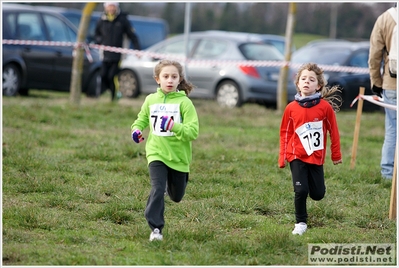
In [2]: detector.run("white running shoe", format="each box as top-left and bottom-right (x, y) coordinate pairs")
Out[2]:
(292, 222), (307, 235)
(149, 228), (163, 241)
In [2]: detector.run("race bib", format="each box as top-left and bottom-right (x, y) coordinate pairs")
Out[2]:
(150, 103), (181, 136)
(295, 121), (324, 156)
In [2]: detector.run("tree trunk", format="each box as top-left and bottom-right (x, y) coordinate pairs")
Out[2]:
(69, 3), (97, 106)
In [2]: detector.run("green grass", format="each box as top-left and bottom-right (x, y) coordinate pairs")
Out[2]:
(293, 33), (328, 49)
(2, 90), (396, 265)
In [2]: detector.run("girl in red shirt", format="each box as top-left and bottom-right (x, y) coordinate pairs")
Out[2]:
(279, 62), (343, 235)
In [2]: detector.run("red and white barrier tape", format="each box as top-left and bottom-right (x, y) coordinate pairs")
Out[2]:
(3, 39), (93, 63)
(3, 39), (75, 47)
(350, 94), (397, 111)
(3, 39), (370, 72)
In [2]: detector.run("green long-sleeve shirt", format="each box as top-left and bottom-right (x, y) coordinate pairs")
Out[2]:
(131, 88), (199, 172)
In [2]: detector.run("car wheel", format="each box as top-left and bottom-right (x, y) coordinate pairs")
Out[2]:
(86, 69), (104, 98)
(118, 69), (140, 98)
(3, 64), (21, 96)
(216, 80), (242, 108)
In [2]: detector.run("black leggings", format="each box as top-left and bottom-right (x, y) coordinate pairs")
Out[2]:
(289, 159), (325, 224)
(145, 161), (188, 233)
(100, 61), (120, 100)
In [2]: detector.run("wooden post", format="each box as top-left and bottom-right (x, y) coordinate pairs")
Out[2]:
(350, 87), (365, 169)
(389, 144), (397, 220)
(69, 3), (97, 105)
(277, 3), (296, 113)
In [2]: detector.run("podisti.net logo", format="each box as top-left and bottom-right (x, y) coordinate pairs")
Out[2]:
(308, 243), (396, 265)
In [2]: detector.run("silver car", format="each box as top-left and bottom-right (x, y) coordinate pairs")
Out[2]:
(119, 31), (296, 108)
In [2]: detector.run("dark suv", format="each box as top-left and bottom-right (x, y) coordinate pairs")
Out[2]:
(2, 3), (102, 96)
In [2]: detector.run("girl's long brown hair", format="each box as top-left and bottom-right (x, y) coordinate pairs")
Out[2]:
(153, 60), (195, 96)
(295, 62), (343, 112)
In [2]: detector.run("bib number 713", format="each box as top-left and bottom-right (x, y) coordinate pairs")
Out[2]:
(295, 121), (324, 156)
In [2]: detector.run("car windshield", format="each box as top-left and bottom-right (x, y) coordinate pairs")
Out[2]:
(239, 43), (284, 61)
(153, 38), (196, 56)
(292, 46), (351, 65)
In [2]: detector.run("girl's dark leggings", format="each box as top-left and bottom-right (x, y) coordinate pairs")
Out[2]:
(145, 161), (188, 233)
(289, 159), (325, 224)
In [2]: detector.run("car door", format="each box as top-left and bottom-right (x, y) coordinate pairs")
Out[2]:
(42, 13), (77, 91)
(189, 38), (230, 98)
(345, 48), (370, 89)
(14, 12), (54, 89)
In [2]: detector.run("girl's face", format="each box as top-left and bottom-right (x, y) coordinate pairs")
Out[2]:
(155, 65), (181, 94)
(296, 69), (320, 97)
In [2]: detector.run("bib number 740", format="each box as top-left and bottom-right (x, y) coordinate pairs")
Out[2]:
(295, 121), (324, 156)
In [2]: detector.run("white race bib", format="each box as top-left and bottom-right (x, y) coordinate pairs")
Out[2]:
(150, 103), (181, 136)
(295, 121), (324, 156)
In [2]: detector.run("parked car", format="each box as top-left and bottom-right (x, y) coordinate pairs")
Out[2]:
(2, 3), (102, 97)
(55, 8), (169, 50)
(289, 40), (381, 111)
(205, 30), (296, 55)
(118, 31), (297, 108)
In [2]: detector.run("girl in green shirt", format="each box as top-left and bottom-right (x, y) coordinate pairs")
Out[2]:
(131, 60), (199, 241)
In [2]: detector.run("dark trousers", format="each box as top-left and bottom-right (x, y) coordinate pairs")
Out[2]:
(100, 61), (120, 100)
(145, 161), (189, 233)
(289, 159), (325, 224)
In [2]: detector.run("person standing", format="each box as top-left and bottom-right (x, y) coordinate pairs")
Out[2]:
(94, 2), (141, 101)
(368, 4), (397, 180)
(279, 63), (342, 235)
(131, 60), (199, 241)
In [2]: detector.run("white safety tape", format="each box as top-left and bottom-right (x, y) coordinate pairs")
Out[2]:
(3, 39), (370, 73)
(350, 94), (397, 111)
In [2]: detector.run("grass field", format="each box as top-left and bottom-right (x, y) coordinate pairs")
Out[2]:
(2, 90), (396, 265)
(292, 33), (327, 49)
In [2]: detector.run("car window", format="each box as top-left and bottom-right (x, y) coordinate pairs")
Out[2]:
(3, 13), (16, 39)
(348, 50), (369, 68)
(43, 14), (73, 42)
(263, 40), (285, 55)
(62, 13), (81, 28)
(292, 46), (350, 65)
(131, 20), (167, 50)
(239, 43), (284, 61)
(17, 12), (46, 40)
(154, 39), (196, 57)
(192, 39), (228, 59)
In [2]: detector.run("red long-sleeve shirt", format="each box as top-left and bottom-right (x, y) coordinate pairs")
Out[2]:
(279, 99), (342, 168)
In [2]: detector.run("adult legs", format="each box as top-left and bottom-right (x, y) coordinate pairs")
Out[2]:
(100, 62), (111, 93)
(100, 61), (120, 100)
(381, 89), (397, 179)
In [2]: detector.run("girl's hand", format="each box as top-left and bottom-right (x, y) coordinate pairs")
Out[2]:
(160, 116), (174, 131)
(279, 160), (287, 168)
(333, 159), (342, 165)
(132, 129), (144, 143)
